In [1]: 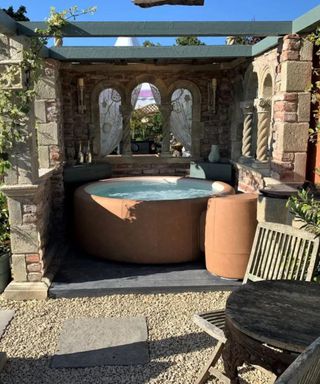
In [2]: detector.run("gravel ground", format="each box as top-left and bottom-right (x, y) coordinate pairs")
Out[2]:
(0, 291), (271, 384)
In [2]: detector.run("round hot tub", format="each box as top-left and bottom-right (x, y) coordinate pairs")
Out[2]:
(74, 176), (234, 264)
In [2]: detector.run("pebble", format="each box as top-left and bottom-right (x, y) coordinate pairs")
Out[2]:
(0, 292), (271, 384)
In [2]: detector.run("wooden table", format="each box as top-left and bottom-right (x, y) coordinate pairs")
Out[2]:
(222, 280), (320, 383)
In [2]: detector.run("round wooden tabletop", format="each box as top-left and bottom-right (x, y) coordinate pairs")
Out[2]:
(225, 280), (320, 353)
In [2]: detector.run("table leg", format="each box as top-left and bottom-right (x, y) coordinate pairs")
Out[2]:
(223, 318), (298, 381)
(222, 335), (244, 384)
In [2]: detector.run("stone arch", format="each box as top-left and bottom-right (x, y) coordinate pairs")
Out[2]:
(127, 75), (168, 103)
(243, 64), (258, 100)
(241, 65), (258, 160)
(168, 79), (202, 157)
(256, 70), (274, 162)
(90, 80), (126, 157)
(261, 72), (273, 98)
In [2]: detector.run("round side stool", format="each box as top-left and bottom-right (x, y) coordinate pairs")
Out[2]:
(205, 193), (258, 279)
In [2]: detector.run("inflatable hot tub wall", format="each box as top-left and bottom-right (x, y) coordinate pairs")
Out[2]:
(74, 176), (234, 264)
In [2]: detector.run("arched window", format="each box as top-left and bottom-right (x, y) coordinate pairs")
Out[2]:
(99, 88), (122, 155)
(130, 82), (162, 154)
(170, 88), (193, 157)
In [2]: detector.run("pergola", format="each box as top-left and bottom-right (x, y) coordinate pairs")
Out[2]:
(0, 5), (319, 299)
(0, 6), (319, 62)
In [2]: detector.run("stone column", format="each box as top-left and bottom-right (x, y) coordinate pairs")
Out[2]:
(255, 97), (271, 163)
(270, 34), (312, 182)
(120, 104), (132, 156)
(0, 38), (64, 299)
(159, 103), (172, 156)
(240, 101), (254, 161)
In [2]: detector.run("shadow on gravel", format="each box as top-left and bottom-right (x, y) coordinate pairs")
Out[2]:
(0, 332), (220, 384)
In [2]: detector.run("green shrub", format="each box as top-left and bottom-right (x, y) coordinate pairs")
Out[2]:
(287, 189), (320, 237)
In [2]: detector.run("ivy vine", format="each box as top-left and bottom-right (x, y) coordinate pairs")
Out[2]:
(0, 5), (96, 175)
(0, 6), (96, 254)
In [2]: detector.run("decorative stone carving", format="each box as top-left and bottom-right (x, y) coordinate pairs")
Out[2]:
(255, 97), (271, 162)
(240, 101), (254, 159)
(0, 61), (25, 90)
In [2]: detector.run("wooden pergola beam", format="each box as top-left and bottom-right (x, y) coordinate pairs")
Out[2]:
(48, 45), (252, 61)
(0, 9), (17, 35)
(17, 21), (293, 38)
(133, 0), (204, 7)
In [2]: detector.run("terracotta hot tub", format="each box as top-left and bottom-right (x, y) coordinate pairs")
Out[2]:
(74, 176), (234, 264)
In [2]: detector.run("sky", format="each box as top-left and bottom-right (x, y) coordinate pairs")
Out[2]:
(1, 0), (320, 46)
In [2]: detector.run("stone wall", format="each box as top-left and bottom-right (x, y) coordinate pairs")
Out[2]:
(271, 35), (313, 182)
(0, 32), (65, 299)
(236, 35), (313, 192)
(60, 64), (237, 166)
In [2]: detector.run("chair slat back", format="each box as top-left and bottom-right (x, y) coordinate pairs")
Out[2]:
(244, 222), (320, 284)
(275, 337), (320, 384)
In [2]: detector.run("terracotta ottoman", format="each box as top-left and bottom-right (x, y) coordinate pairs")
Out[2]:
(205, 193), (258, 279)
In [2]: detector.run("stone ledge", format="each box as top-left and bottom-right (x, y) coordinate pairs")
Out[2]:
(0, 184), (39, 198)
(3, 281), (48, 300)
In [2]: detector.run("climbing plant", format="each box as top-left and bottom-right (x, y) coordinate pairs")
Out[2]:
(35, 6), (96, 46)
(0, 5), (96, 174)
(0, 6), (96, 253)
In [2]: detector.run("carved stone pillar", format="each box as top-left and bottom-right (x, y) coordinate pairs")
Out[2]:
(255, 97), (271, 163)
(120, 104), (132, 156)
(240, 101), (254, 161)
(159, 103), (172, 156)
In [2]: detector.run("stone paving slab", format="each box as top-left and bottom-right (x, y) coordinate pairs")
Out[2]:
(0, 310), (14, 339)
(51, 316), (149, 368)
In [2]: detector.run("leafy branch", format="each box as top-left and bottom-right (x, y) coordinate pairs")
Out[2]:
(35, 6), (97, 46)
(0, 5), (96, 254)
(287, 189), (320, 236)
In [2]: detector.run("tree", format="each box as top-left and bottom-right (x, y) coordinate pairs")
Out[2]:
(2, 5), (29, 21)
(175, 36), (205, 46)
(143, 40), (161, 47)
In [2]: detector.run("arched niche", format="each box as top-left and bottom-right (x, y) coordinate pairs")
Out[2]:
(262, 73), (273, 98)
(261, 72), (274, 160)
(168, 80), (202, 158)
(127, 75), (167, 103)
(90, 81), (125, 157)
(243, 66), (258, 100)
(129, 82), (162, 154)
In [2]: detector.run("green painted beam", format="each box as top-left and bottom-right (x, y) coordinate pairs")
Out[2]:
(252, 36), (280, 56)
(18, 21), (292, 38)
(293, 5), (320, 33)
(48, 45), (252, 61)
(0, 9), (17, 36)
